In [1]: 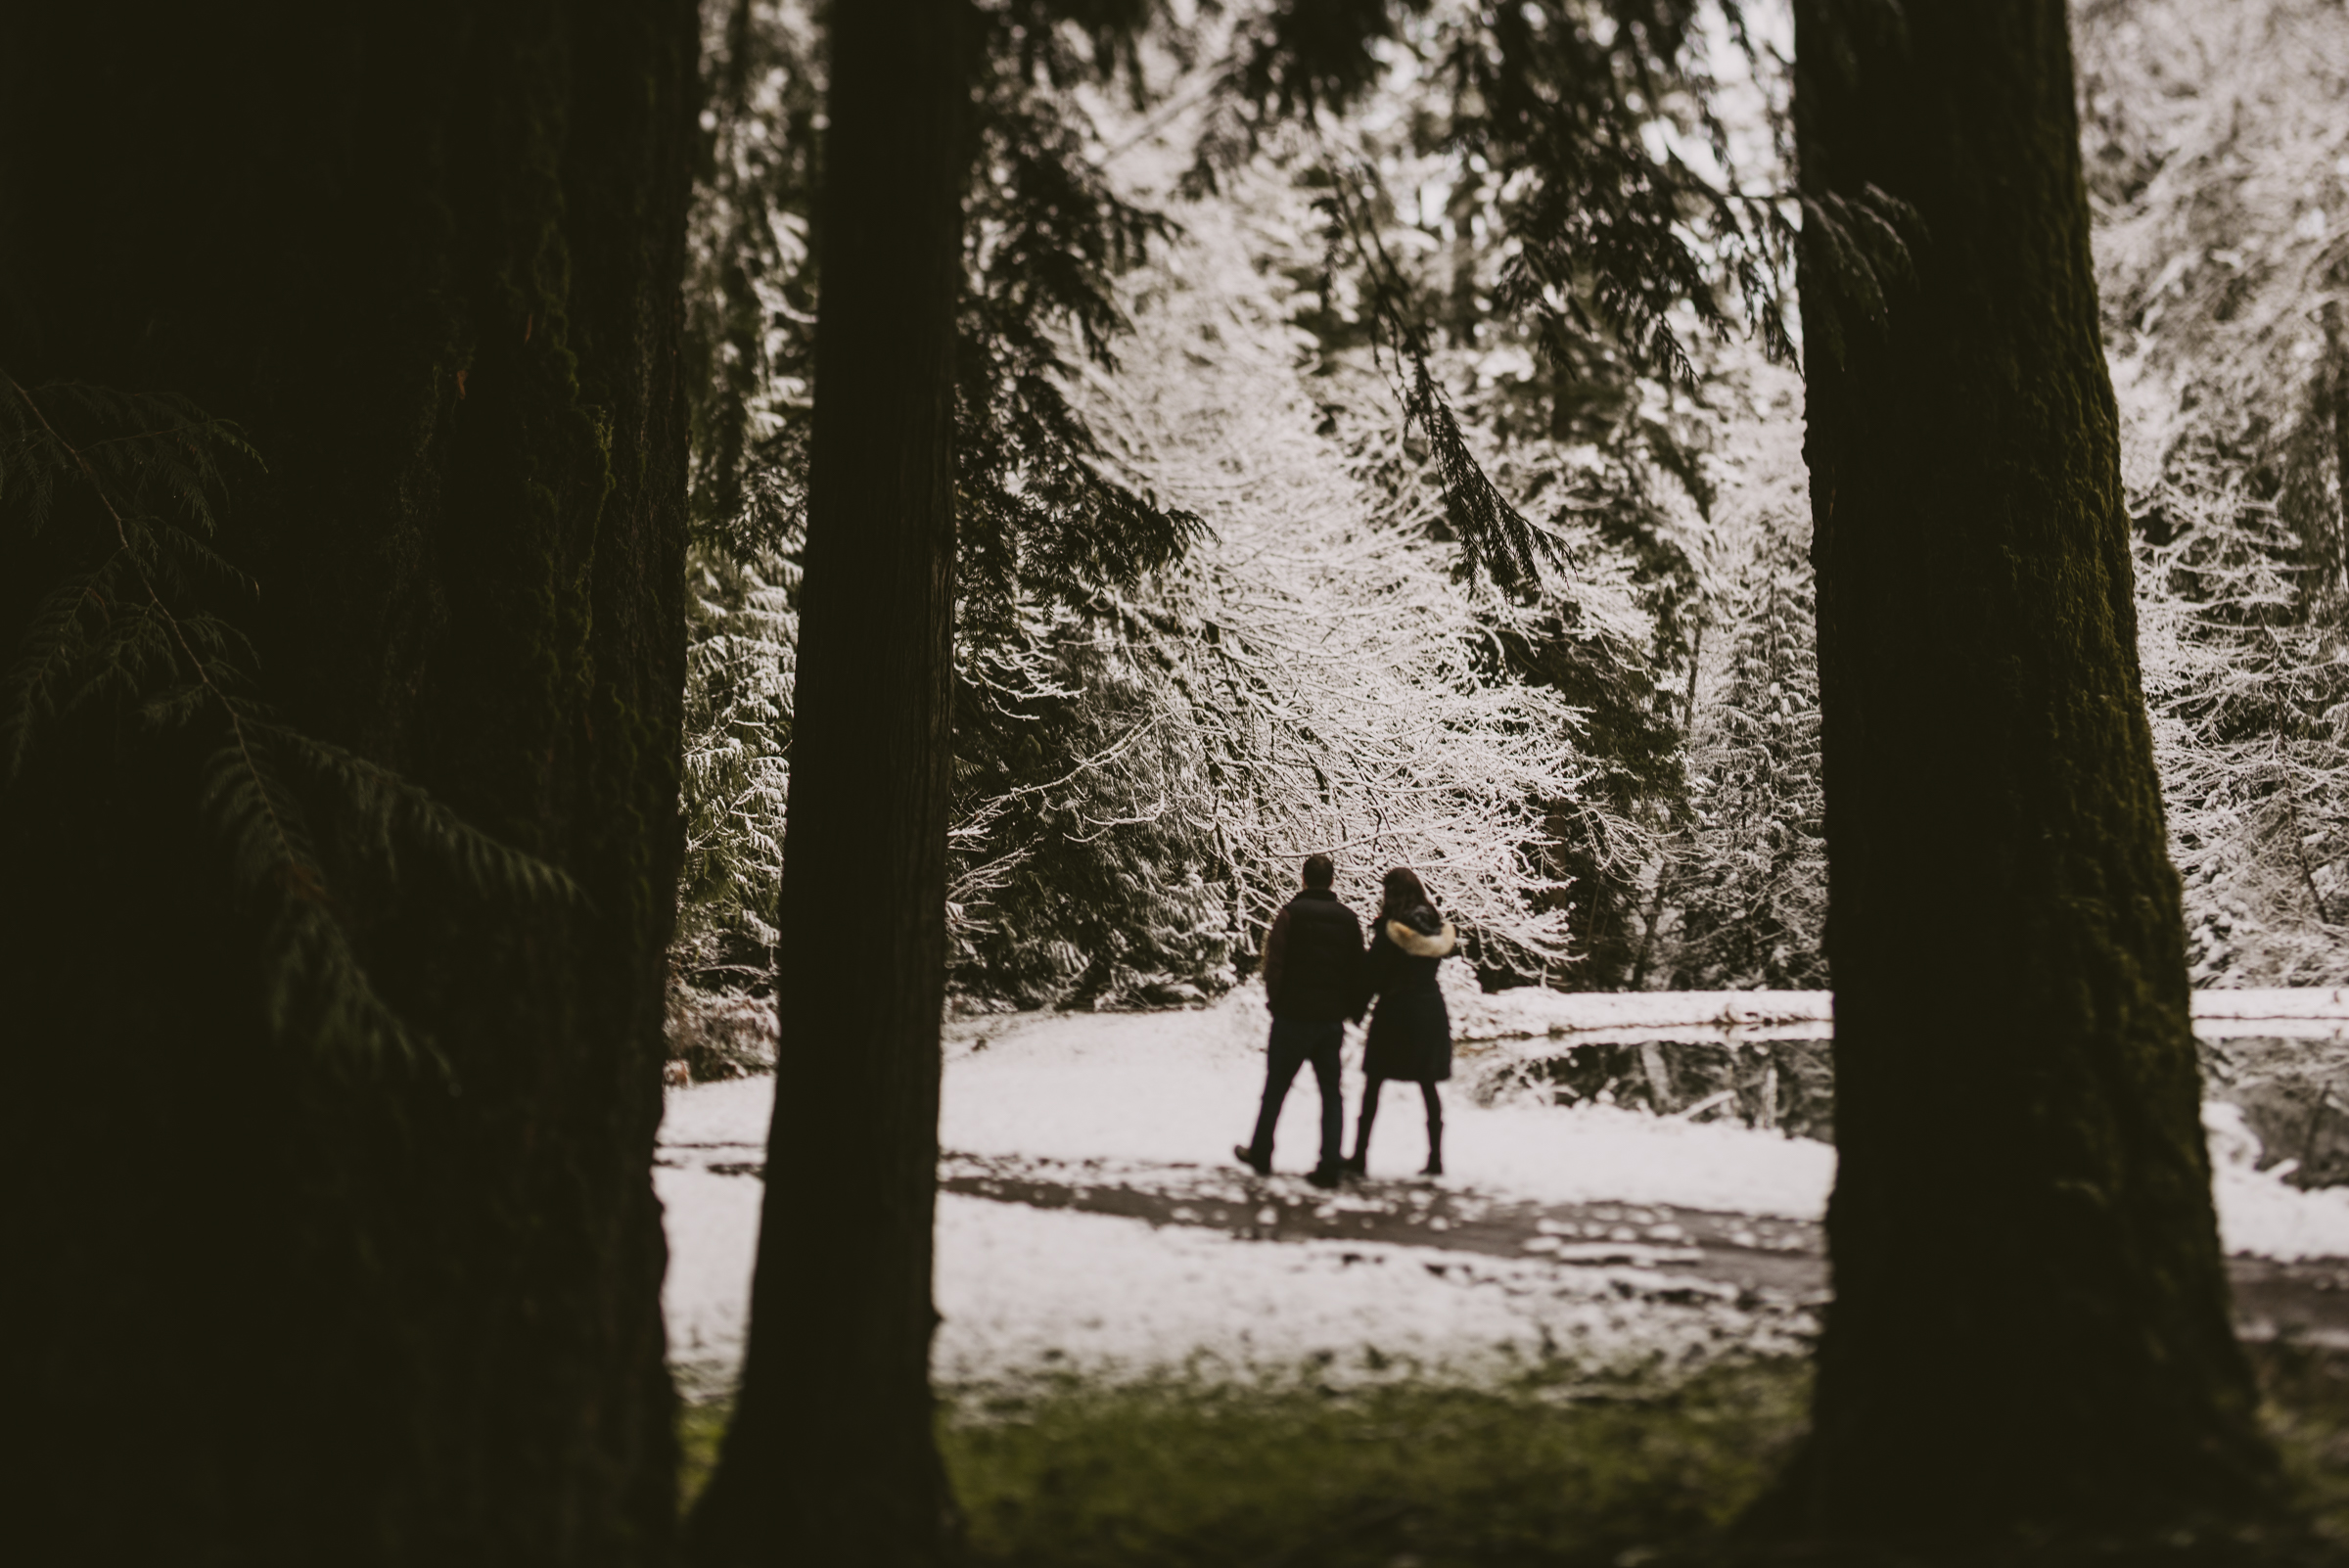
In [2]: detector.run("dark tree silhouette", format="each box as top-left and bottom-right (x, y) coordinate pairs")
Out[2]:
(0, 1), (698, 1561)
(1757, 0), (2280, 1545)
(682, 0), (971, 1560)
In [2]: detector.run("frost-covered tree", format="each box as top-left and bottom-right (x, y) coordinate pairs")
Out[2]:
(1281, 161), (1712, 985)
(662, 0), (821, 1076)
(670, 1), (1688, 1023)
(1197, 7), (1799, 983)
(2080, 0), (2349, 988)
(1658, 368), (1826, 991)
(944, 176), (1637, 1000)
(669, 544), (796, 1075)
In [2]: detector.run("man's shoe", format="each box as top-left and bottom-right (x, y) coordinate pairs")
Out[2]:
(1233, 1143), (1271, 1176)
(1306, 1162), (1343, 1189)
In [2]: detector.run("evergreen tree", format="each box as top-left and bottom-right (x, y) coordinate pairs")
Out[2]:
(0, 0), (697, 1561)
(2137, 460), (2349, 989)
(1666, 404), (1826, 992)
(2079, 0), (2349, 989)
(669, 537), (796, 1076)
(672, 27), (1635, 1014)
(1278, 142), (1719, 987)
(1752, 0), (2278, 1543)
(1206, 0), (1796, 986)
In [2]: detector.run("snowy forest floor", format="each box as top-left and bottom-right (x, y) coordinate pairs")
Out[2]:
(660, 984), (2349, 1403)
(659, 985), (2349, 1557)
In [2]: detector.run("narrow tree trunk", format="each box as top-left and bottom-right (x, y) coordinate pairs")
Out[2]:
(1760, 0), (2279, 1545)
(2324, 296), (2349, 602)
(0, 4), (696, 1562)
(683, 0), (968, 1560)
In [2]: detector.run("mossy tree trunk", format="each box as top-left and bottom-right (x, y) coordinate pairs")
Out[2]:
(1761, 0), (2280, 1545)
(0, 2), (697, 1562)
(682, 0), (969, 1561)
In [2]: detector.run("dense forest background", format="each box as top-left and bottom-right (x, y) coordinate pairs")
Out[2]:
(668, 0), (2349, 1075)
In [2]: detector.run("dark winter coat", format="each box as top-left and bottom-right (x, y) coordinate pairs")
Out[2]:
(1360, 903), (1455, 1083)
(1261, 888), (1367, 1023)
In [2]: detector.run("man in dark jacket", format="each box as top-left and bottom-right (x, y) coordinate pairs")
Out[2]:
(1234, 853), (1365, 1187)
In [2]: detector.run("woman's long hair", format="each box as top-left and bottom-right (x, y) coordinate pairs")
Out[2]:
(1378, 867), (1435, 925)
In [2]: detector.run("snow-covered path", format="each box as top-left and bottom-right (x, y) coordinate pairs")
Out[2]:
(658, 986), (2349, 1398)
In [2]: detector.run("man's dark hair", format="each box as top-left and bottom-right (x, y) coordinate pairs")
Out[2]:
(1302, 853), (1335, 889)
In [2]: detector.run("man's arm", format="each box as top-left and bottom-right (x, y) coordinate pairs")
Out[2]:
(1261, 906), (1291, 1013)
(1347, 915), (1370, 1021)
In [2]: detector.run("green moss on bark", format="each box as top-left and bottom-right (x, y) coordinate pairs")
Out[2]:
(1759, 0), (2280, 1545)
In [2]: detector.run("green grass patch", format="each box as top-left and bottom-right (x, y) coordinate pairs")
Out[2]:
(944, 1360), (1809, 1566)
(2249, 1339), (2349, 1542)
(677, 1396), (730, 1512)
(674, 1347), (2349, 1561)
(674, 1360), (1811, 1563)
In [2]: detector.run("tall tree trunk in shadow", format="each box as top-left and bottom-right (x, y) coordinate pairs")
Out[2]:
(1754, 0), (2280, 1546)
(0, 1), (697, 1562)
(683, 0), (969, 1560)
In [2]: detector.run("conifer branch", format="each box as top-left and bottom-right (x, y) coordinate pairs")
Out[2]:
(1316, 156), (1569, 595)
(2, 369), (578, 1076)
(4, 370), (306, 875)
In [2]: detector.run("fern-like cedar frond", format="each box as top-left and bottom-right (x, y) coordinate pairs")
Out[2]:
(258, 720), (587, 909)
(1, 569), (113, 786)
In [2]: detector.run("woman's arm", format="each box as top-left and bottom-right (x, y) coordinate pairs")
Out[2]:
(1358, 926), (1396, 1017)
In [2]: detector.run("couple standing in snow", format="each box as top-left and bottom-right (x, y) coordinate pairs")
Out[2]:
(1234, 854), (1456, 1189)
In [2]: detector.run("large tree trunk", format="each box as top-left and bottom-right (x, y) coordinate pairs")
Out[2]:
(683, 0), (969, 1560)
(1760, 0), (2280, 1544)
(0, 2), (697, 1561)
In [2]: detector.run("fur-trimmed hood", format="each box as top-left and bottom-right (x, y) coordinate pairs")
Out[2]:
(1384, 917), (1455, 958)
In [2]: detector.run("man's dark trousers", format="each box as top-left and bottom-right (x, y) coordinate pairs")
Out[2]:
(1245, 1017), (1345, 1170)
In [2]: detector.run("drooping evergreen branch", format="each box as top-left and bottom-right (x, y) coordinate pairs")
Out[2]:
(0, 372), (579, 1077)
(2, 375), (253, 781)
(1793, 184), (1926, 370)
(1317, 155), (1568, 593)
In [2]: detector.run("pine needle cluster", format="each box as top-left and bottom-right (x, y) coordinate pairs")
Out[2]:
(0, 375), (576, 1077)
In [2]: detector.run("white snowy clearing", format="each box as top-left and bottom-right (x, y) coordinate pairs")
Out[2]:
(658, 981), (2349, 1400)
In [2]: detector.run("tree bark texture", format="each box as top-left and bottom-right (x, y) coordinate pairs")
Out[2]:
(1767, 0), (2279, 1543)
(683, 0), (968, 1561)
(0, 1), (696, 1561)
(2324, 296), (2349, 598)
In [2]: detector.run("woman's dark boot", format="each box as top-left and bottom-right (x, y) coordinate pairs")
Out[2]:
(1420, 1086), (1444, 1176)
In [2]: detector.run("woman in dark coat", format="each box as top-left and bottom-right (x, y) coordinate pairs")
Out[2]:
(1344, 867), (1456, 1177)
